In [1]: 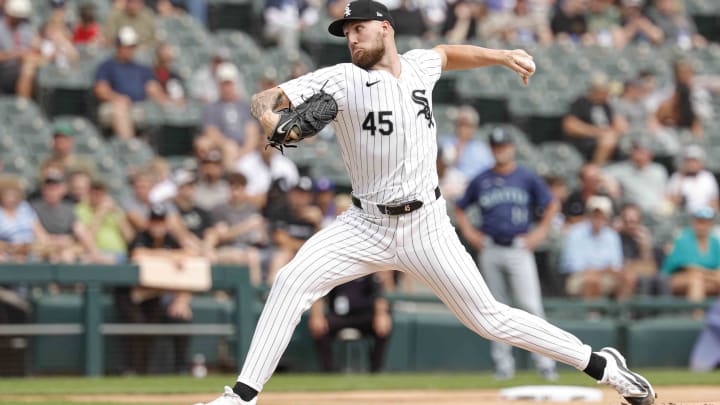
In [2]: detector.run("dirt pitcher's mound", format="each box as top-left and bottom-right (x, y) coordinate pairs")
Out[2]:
(2, 386), (718, 405)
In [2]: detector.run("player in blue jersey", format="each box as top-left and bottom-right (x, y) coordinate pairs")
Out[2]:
(455, 127), (559, 381)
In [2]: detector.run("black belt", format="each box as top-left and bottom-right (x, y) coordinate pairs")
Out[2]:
(491, 238), (515, 247)
(352, 187), (441, 215)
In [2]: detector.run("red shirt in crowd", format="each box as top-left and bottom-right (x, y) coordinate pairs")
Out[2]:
(72, 22), (100, 44)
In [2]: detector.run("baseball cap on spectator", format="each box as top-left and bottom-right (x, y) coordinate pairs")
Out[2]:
(50, 0), (66, 8)
(314, 177), (335, 192)
(692, 206), (715, 220)
(5, 0), (32, 18)
(149, 204), (168, 221)
(683, 144), (705, 161)
(489, 127), (513, 146)
(116, 26), (139, 47)
(216, 62), (239, 83)
(172, 169), (196, 187)
(328, 0), (396, 37)
(294, 176), (314, 192)
(53, 123), (75, 138)
(43, 168), (65, 184)
(201, 149), (223, 164)
(586, 195), (613, 217)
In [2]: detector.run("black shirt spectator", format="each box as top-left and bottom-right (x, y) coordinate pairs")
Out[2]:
(309, 274), (391, 373)
(391, 0), (428, 37)
(551, 0), (588, 38)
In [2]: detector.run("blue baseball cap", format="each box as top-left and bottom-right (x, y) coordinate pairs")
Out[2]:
(314, 177), (335, 192)
(693, 206), (715, 220)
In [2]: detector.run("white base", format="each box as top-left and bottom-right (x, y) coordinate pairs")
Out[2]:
(499, 385), (604, 402)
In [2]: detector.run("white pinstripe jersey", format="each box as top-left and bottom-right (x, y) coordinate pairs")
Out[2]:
(279, 49), (443, 204)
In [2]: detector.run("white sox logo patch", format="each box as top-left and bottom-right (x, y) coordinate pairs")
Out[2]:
(344, 3), (351, 16)
(412, 89), (434, 128)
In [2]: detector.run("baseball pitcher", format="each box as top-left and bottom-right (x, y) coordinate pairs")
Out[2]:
(196, 1), (656, 404)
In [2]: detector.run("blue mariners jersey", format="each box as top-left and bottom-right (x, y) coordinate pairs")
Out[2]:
(456, 165), (552, 243)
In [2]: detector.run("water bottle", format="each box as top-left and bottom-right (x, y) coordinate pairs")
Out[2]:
(191, 353), (207, 378)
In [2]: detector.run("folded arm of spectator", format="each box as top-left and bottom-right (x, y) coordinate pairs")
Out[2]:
(562, 114), (606, 138)
(273, 228), (306, 252)
(0, 49), (25, 63)
(622, 17), (664, 45)
(214, 215), (265, 245)
(145, 79), (173, 105)
(94, 80), (130, 103)
(167, 212), (202, 251)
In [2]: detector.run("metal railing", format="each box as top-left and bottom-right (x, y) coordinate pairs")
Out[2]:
(0, 263), (254, 376)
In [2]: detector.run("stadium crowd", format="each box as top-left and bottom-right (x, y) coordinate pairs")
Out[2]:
(1, 0), (720, 374)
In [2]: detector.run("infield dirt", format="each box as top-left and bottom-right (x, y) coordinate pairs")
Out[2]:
(1, 385), (718, 405)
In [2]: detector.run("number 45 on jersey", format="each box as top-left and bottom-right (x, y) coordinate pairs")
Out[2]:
(362, 111), (394, 136)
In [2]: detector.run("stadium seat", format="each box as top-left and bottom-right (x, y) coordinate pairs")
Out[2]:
(539, 142), (584, 178)
(207, 0), (258, 34)
(625, 316), (704, 367)
(108, 138), (155, 171)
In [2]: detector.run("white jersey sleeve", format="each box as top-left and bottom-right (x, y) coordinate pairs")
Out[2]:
(402, 49), (443, 88)
(278, 65), (347, 110)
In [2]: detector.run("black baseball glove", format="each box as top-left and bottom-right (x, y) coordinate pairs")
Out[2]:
(267, 88), (338, 153)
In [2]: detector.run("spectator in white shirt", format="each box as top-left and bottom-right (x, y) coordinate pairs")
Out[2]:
(667, 144), (719, 213)
(234, 141), (299, 208)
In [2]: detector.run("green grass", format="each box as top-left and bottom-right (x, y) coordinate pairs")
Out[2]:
(0, 369), (718, 398)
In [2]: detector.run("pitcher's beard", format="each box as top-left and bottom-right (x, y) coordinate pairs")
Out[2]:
(351, 40), (385, 69)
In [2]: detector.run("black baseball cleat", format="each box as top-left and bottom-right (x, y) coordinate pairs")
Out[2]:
(596, 347), (656, 405)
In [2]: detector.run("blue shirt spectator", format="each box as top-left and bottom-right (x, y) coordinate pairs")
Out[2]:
(561, 209), (623, 274)
(0, 200), (37, 244)
(440, 137), (494, 181)
(95, 58), (155, 102)
(662, 228), (720, 275)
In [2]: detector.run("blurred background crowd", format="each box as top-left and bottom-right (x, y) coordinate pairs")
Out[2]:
(1, 0), (720, 375)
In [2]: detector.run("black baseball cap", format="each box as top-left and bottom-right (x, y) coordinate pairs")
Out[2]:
(328, 0), (395, 37)
(489, 127), (513, 146)
(149, 204), (168, 221)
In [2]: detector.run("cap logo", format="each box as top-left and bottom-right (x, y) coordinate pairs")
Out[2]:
(344, 3), (351, 17)
(376, 11), (382, 16)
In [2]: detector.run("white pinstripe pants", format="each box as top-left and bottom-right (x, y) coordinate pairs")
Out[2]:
(238, 197), (591, 391)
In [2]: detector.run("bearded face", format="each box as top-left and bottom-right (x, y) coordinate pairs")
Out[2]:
(344, 21), (387, 70)
(350, 31), (385, 69)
